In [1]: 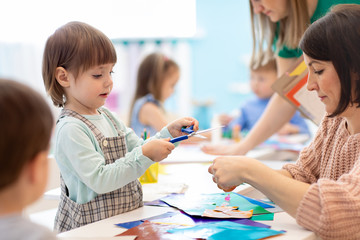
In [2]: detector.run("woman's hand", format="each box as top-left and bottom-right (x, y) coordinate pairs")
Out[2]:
(208, 156), (255, 192)
(167, 117), (199, 137)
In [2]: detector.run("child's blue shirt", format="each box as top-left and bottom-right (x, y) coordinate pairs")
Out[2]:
(130, 93), (161, 138)
(229, 97), (310, 135)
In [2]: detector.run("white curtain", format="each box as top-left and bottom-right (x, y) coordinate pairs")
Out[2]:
(0, 40), (192, 123)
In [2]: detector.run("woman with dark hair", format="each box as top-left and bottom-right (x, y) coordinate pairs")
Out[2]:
(208, 4), (360, 239)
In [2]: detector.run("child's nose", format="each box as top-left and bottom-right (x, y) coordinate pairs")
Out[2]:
(105, 75), (113, 87)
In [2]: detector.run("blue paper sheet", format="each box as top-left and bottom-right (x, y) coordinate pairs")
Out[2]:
(168, 221), (284, 240)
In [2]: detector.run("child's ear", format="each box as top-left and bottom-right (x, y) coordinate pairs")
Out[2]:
(55, 67), (70, 88)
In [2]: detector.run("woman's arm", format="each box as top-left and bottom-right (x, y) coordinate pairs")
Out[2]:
(239, 56), (301, 151)
(202, 93), (297, 155)
(237, 93), (297, 152)
(209, 156), (310, 217)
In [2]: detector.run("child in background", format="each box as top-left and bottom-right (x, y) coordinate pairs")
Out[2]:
(223, 57), (309, 135)
(204, 57), (309, 155)
(42, 22), (198, 233)
(130, 53), (179, 138)
(0, 79), (56, 240)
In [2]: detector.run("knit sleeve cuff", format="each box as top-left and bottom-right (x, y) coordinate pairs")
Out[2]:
(295, 183), (322, 229)
(282, 163), (309, 183)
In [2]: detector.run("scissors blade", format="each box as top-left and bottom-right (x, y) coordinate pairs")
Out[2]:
(192, 134), (207, 139)
(195, 125), (224, 135)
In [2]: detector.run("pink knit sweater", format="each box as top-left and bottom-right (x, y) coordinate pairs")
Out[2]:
(283, 116), (360, 240)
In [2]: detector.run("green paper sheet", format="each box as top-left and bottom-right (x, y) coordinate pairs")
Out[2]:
(250, 213), (274, 221)
(161, 192), (271, 217)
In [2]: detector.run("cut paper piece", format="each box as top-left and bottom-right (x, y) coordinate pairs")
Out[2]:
(225, 194), (231, 201)
(144, 198), (169, 207)
(116, 220), (144, 229)
(115, 212), (175, 229)
(116, 220), (193, 240)
(234, 193), (274, 209)
(160, 192), (271, 217)
(168, 221), (284, 240)
(250, 213), (274, 221)
(272, 58), (325, 125)
(288, 60), (307, 77)
(202, 207), (253, 219)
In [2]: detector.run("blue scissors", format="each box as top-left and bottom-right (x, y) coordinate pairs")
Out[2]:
(170, 125), (224, 143)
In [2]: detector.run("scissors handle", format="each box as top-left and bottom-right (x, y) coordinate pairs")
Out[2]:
(170, 135), (189, 143)
(181, 125), (194, 134)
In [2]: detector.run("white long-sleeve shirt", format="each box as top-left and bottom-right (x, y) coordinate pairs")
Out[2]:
(54, 107), (172, 204)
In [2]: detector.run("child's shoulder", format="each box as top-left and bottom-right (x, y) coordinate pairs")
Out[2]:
(55, 112), (95, 139)
(135, 94), (160, 107)
(0, 215), (56, 240)
(100, 107), (123, 123)
(99, 107), (128, 129)
(56, 112), (88, 128)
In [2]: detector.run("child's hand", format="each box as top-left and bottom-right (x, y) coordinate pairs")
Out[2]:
(167, 117), (199, 137)
(277, 123), (300, 135)
(218, 114), (233, 126)
(142, 139), (175, 162)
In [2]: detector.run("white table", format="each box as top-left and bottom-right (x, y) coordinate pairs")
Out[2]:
(57, 145), (317, 239)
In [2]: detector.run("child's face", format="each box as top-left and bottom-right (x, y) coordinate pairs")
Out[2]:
(250, 69), (277, 99)
(65, 63), (114, 114)
(161, 69), (179, 102)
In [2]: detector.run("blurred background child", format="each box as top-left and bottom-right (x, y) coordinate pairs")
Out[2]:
(0, 79), (56, 240)
(130, 52), (180, 138)
(220, 57), (309, 136)
(205, 57), (310, 155)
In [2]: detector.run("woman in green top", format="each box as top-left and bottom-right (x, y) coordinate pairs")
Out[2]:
(202, 0), (359, 156)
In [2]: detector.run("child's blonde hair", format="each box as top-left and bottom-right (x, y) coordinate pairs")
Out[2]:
(0, 79), (53, 190)
(42, 21), (117, 107)
(250, 52), (277, 73)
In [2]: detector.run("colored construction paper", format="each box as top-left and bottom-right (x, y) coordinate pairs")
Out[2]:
(144, 199), (169, 207)
(168, 221), (284, 240)
(116, 211), (272, 230)
(116, 220), (193, 240)
(116, 220), (144, 229)
(234, 193), (274, 209)
(250, 213), (274, 221)
(115, 212), (175, 229)
(160, 192), (271, 217)
(150, 211), (271, 228)
(289, 60), (307, 77)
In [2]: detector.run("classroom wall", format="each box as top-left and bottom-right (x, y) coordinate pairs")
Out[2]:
(189, 0), (253, 128)
(0, 0), (254, 129)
